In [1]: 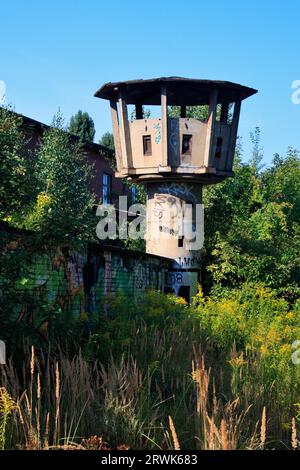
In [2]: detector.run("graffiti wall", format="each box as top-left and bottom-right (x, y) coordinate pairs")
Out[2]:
(164, 271), (198, 299)
(0, 226), (170, 339)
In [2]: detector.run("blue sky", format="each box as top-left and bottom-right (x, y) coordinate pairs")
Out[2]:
(1, 0), (300, 164)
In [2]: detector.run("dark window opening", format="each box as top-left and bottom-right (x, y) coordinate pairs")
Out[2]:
(143, 135), (152, 155)
(182, 134), (192, 155)
(178, 286), (190, 303)
(131, 185), (138, 202)
(215, 137), (223, 159)
(102, 172), (112, 204)
(178, 236), (184, 248)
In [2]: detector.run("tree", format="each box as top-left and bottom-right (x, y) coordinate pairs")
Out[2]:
(203, 140), (300, 292)
(250, 126), (264, 172)
(0, 106), (33, 220)
(99, 131), (114, 150)
(68, 110), (95, 143)
(168, 103), (231, 123)
(25, 112), (96, 245)
(168, 105), (209, 120)
(130, 106), (151, 121)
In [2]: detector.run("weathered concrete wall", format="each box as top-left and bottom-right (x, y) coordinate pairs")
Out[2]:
(146, 182), (203, 269)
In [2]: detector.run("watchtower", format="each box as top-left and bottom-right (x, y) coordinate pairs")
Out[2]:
(95, 77), (257, 300)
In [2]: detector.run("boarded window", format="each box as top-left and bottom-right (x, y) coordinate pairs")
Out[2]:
(143, 135), (152, 156)
(182, 134), (192, 155)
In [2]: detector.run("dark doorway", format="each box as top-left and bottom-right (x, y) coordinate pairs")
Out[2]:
(178, 285), (190, 303)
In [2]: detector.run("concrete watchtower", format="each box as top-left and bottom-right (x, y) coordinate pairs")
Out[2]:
(95, 77), (257, 300)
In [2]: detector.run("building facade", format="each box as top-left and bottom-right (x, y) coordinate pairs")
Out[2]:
(19, 113), (129, 205)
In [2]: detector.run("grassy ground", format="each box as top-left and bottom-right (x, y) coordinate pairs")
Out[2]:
(1, 285), (300, 450)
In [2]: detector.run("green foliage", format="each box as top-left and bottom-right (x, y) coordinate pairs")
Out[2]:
(203, 136), (300, 292)
(99, 131), (114, 150)
(82, 285), (300, 442)
(0, 388), (16, 450)
(130, 106), (151, 121)
(250, 126), (263, 171)
(167, 104), (227, 121)
(168, 105), (209, 120)
(68, 110), (95, 143)
(24, 112), (96, 245)
(0, 106), (34, 219)
(3, 285), (300, 449)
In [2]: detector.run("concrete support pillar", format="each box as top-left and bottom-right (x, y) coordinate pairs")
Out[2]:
(145, 182), (203, 301)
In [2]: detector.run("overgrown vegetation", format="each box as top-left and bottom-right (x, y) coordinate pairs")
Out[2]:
(203, 137), (300, 294)
(0, 105), (300, 450)
(1, 109), (96, 246)
(1, 287), (300, 450)
(25, 113), (96, 245)
(0, 106), (34, 220)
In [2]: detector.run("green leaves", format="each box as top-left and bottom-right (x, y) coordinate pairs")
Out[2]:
(0, 106), (34, 219)
(99, 131), (115, 150)
(68, 110), (95, 143)
(204, 143), (300, 291)
(25, 112), (96, 246)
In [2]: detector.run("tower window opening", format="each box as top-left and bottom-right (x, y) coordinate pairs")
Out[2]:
(143, 135), (152, 156)
(182, 134), (192, 155)
(178, 236), (184, 248)
(215, 137), (223, 159)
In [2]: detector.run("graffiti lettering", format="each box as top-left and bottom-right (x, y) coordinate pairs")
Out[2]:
(165, 272), (183, 286)
(157, 183), (198, 204)
(153, 122), (161, 144)
(176, 256), (201, 268)
(159, 225), (179, 236)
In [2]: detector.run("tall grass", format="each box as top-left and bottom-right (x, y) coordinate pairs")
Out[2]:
(1, 286), (300, 450)
(0, 338), (298, 449)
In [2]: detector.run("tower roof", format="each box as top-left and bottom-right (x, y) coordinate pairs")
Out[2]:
(94, 76), (257, 106)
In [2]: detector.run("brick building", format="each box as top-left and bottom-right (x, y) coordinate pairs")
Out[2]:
(19, 113), (131, 204)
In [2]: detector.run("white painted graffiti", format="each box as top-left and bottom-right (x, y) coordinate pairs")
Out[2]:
(157, 183), (198, 204)
(175, 256), (201, 269)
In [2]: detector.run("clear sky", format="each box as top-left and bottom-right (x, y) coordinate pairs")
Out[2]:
(1, 0), (300, 164)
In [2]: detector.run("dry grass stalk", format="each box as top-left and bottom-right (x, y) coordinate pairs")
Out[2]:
(291, 417), (297, 450)
(54, 362), (60, 446)
(37, 373), (41, 400)
(30, 346), (35, 377)
(44, 411), (50, 449)
(220, 420), (229, 450)
(0, 339), (279, 450)
(260, 406), (266, 450)
(168, 416), (180, 450)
